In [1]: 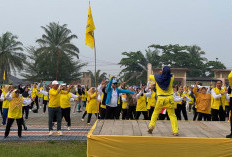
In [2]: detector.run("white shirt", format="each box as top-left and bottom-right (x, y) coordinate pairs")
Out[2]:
(109, 89), (118, 107)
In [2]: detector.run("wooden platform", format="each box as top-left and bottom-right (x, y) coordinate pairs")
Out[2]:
(92, 120), (230, 138)
(87, 120), (232, 157)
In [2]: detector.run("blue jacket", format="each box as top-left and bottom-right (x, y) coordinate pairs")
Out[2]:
(106, 78), (135, 106)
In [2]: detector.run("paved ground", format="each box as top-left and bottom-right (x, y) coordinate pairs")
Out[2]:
(0, 103), (197, 141)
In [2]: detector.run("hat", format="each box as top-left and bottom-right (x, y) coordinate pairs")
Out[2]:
(112, 80), (118, 84)
(52, 81), (59, 85)
(61, 83), (67, 86)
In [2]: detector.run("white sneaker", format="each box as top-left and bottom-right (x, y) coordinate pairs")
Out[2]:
(57, 131), (63, 136)
(81, 118), (84, 122)
(67, 127), (71, 131)
(48, 131), (53, 136)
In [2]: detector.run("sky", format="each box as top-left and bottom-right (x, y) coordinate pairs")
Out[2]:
(0, 0), (232, 78)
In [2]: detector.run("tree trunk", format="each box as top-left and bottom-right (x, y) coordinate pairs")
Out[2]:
(56, 51), (61, 80)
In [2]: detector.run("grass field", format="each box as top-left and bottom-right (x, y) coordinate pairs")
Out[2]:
(0, 141), (87, 157)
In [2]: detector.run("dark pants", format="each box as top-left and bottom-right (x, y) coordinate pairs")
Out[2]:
(175, 104), (188, 120)
(211, 106), (225, 121)
(192, 106), (198, 121)
(100, 107), (106, 119)
(135, 111), (148, 120)
(128, 106), (136, 120)
(61, 107), (71, 127)
(43, 100), (48, 113)
(87, 113), (97, 123)
(159, 112), (170, 120)
(0, 102), (3, 117)
(229, 97), (232, 132)
(2, 108), (8, 125)
(82, 111), (87, 119)
(115, 104), (122, 119)
(122, 109), (129, 120)
(48, 107), (61, 131)
(197, 113), (211, 121)
(22, 106), (29, 119)
(105, 106), (118, 119)
(225, 106), (230, 118)
(31, 96), (39, 110)
(148, 106), (155, 120)
(5, 118), (23, 138)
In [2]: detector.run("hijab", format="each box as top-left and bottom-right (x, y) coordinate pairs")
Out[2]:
(155, 66), (172, 91)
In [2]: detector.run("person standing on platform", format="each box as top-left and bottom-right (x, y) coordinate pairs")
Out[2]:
(226, 70), (232, 138)
(193, 82), (211, 121)
(211, 80), (227, 121)
(148, 66), (179, 136)
(105, 76), (135, 119)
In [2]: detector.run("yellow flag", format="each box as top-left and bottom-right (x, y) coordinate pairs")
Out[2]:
(85, 3), (95, 49)
(3, 71), (5, 80)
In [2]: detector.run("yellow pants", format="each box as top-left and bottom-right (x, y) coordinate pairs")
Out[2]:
(149, 96), (178, 134)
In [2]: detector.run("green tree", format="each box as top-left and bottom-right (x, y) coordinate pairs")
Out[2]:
(205, 60), (226, 77)
(0, 32), (25, 83)
(88, 70), (107, 87)
(36, 22), (80, 80)
(23, 46), (85, 83)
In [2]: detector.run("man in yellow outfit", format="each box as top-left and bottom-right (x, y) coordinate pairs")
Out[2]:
(148, 66), (178, 136)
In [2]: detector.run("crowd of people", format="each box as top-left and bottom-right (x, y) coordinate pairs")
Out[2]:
(0, 66), (232, 138)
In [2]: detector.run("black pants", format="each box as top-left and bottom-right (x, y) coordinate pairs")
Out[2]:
(135, 111), (148, 120)
(122, 109), (129, 120)
(197, 113), (211, 121)
(99, 107), (106, 119)
(105, 106), (118, 119)
(48, 107), (61, 131)
(192, 106), (198, 121)
(115, 104), (122, 119)
(43, 100), (48, 113)
(61, 107), (71, 127)
(159, 112), (170, 120)
(0, 102), (3, 118)
(82, 111), (87, 119)
(87, 113), (97, 123)
(5, 118), (23, 138)
(148, 106), (155, 120)
(225, 106), (230, 118)
(175, 104), (188, 120)
(128, 106), (136, 120)
(211, 106), (225, 121)
(31, 96), (39, 113)
(22, 106), (29, 119)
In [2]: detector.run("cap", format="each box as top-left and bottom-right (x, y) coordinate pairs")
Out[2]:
(61, 83), (67, 86)
(112, 80), (118, 84)
(52, 80), (59, 85)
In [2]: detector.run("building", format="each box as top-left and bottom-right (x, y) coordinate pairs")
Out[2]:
(80, 72), (91, 87)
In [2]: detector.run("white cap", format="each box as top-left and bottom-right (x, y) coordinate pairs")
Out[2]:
(61, 83), (67, 86)
(52, 80), (59, 85)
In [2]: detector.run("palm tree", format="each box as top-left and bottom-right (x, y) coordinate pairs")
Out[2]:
(88, 70), (107, 86)
(0, 32), (25, 82)
(36, 22), (79, 80)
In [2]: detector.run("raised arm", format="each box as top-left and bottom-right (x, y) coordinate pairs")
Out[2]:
(229, 70), (232, 88)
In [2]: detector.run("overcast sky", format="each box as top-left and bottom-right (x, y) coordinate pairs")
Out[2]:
(0, 0), (232, 77)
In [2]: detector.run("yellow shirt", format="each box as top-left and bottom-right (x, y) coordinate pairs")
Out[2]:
(48, 88), (60, 108)
(147, 91), (156, 108)
(86, 92), (98, 113)
(8, 97), (24, 119)
(100, 94), (106, 109)
(44, 95), (49, 101)
(2, 91), (10, 109)
(228, 70), (232, 97)
(149, 75), (174, 96)
(193, 87), (211, 114)
(122, 94), (128, 109)
(136, 94), (147, 111)
(31, 88), (38, 98)
(211, 87), (226, 110)
(60, 93), (71, 109)
(38, 87), (43, 97)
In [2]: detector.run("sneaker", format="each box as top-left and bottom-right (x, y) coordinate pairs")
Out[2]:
(57, 131), (63, 136)
(67, 127), (71, 131)
(173, 133), (179, 136)
(87, 123), (91, 125)
(147, 126), (154, 134)
(81, 118), (84, 122)
(48, 131), (53, 136)
(226, 133), (232, 138)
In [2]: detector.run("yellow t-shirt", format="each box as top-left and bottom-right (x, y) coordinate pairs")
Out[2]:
(48, 88), (60, 108)
(38, 87), (43, 98)
(31, 88), (38, 98)
(60, 93), (71, 109)
(2, 91), (10, 109)
(122, 94), (128, 109)
(8, 97), (24, 119)
(136, 94), (147, 111)
(86, 92), (98, 113)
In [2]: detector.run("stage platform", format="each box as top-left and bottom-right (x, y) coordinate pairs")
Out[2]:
(87, 120), (232, 157)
